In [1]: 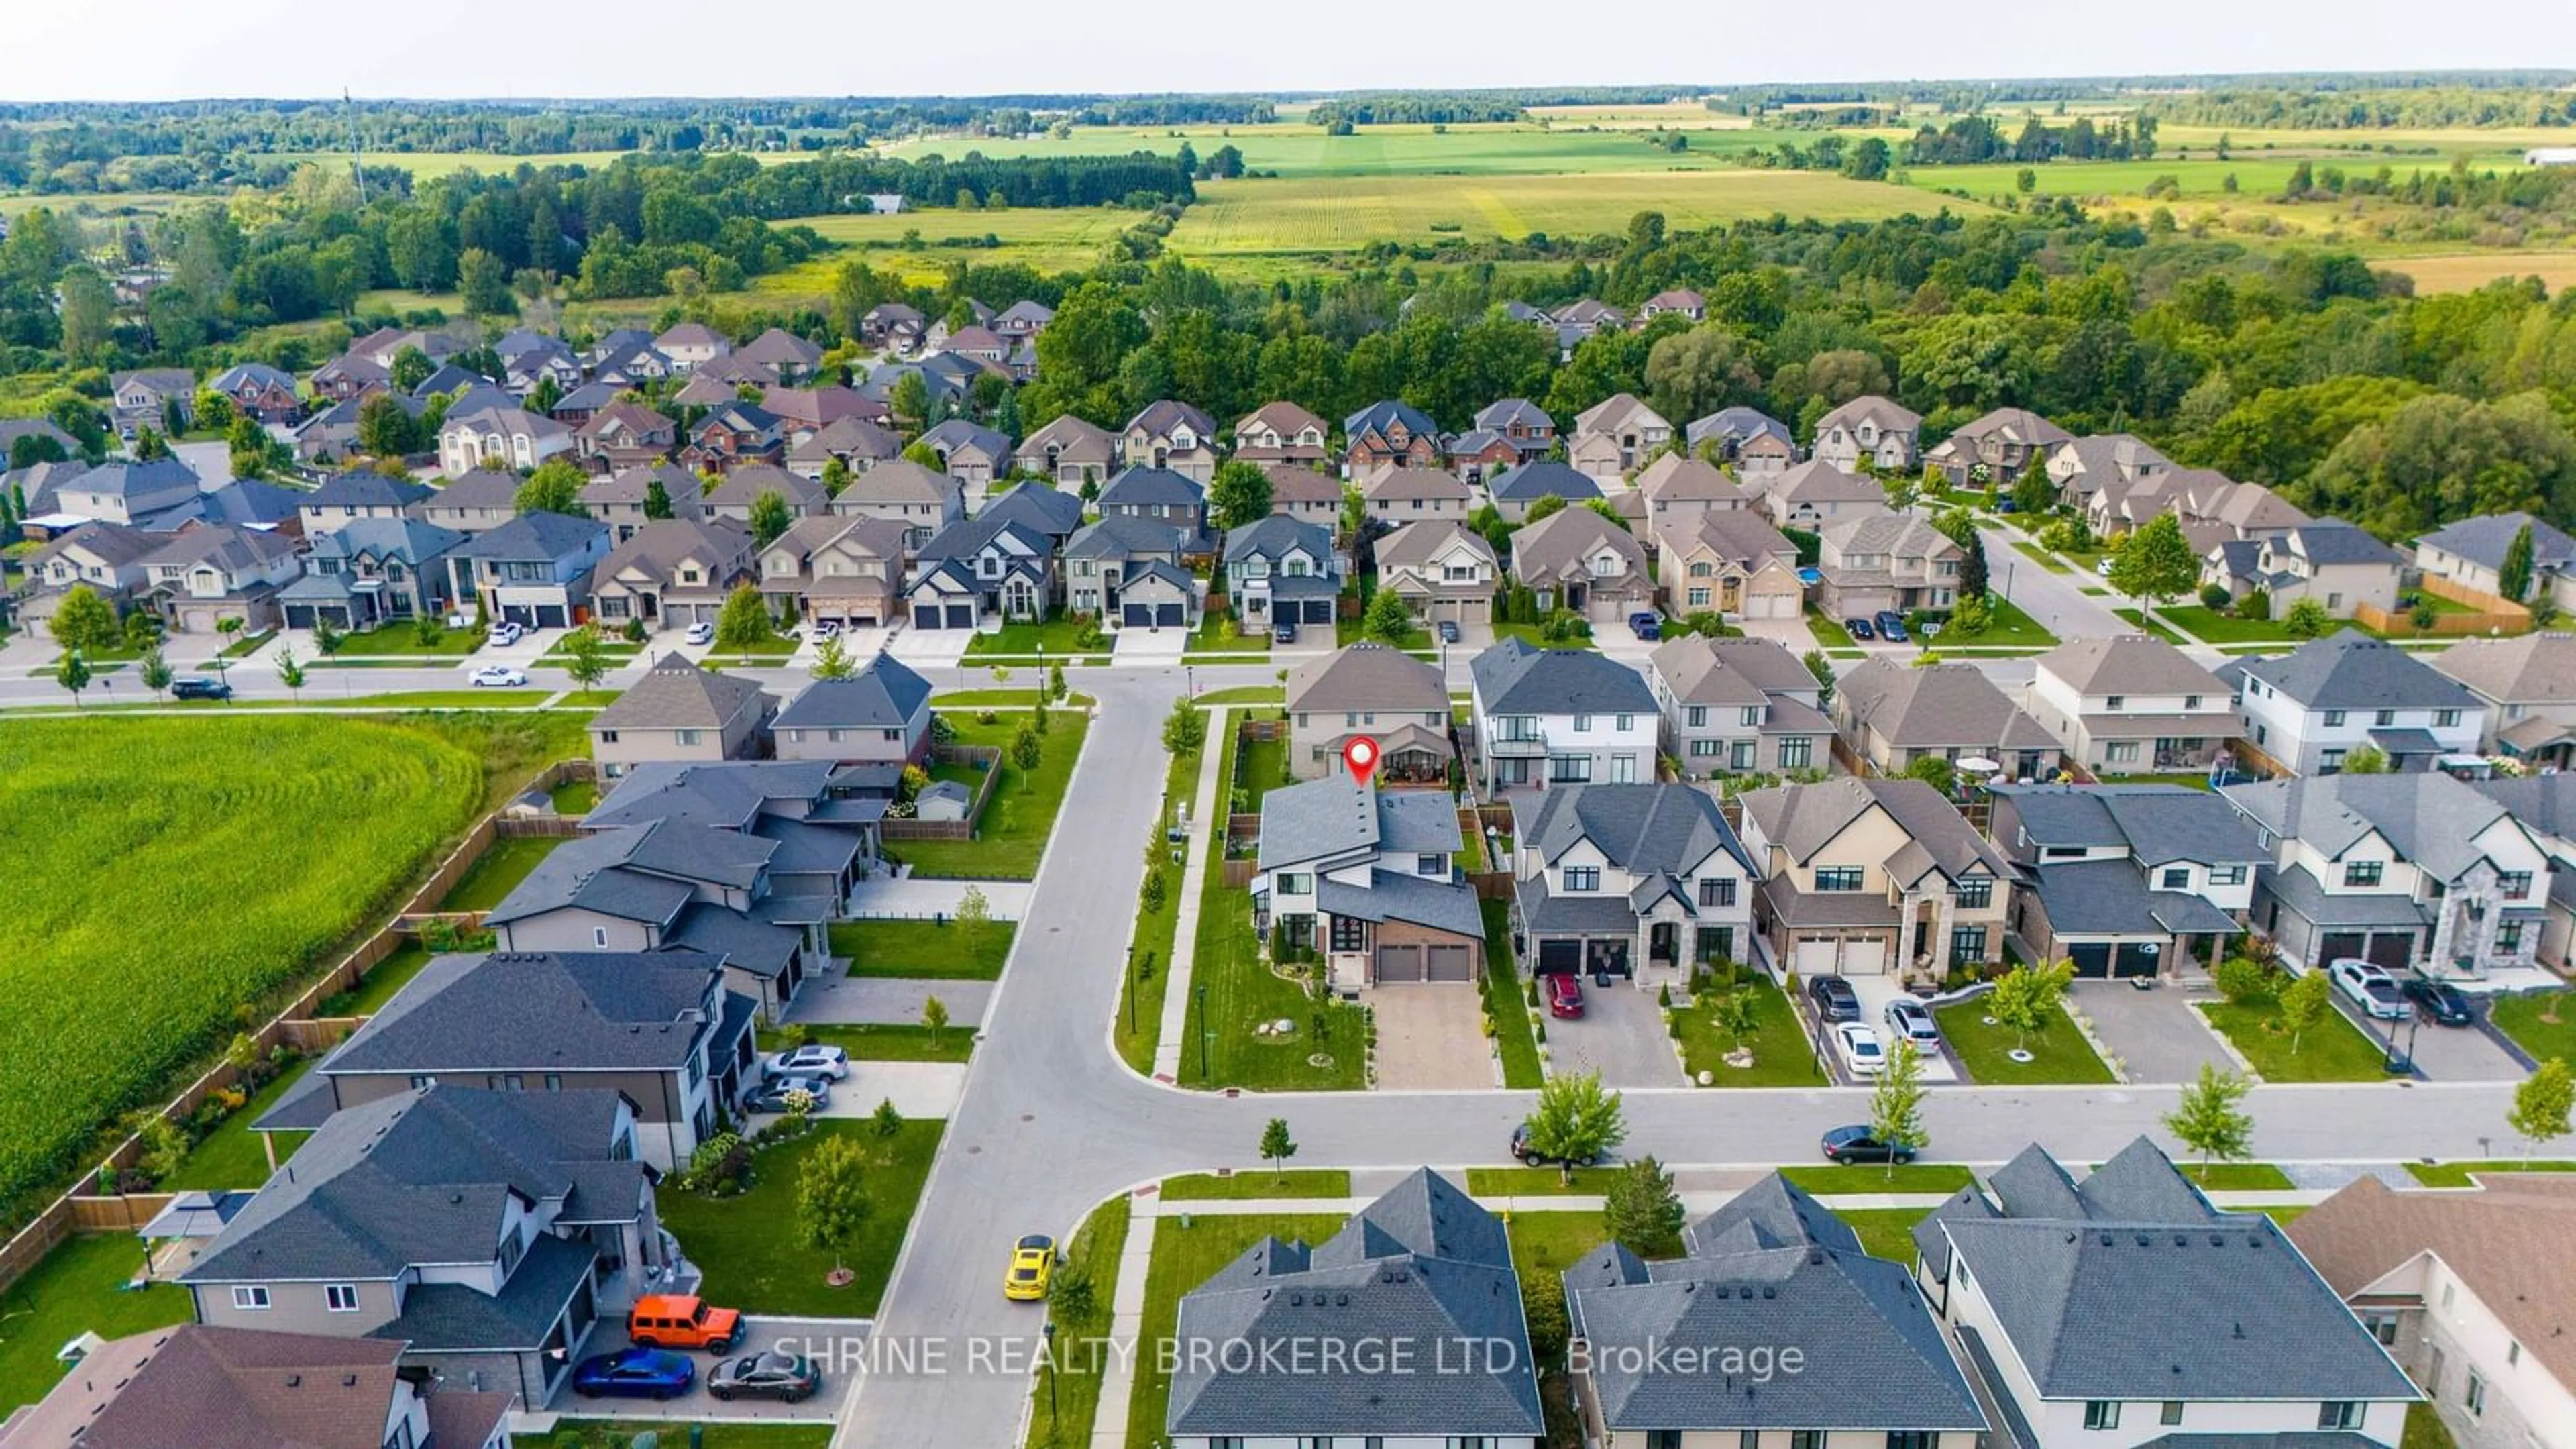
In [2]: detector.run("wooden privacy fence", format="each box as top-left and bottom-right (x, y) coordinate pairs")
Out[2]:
(881, 743), (1004, 843)
(1220, 859), (1258, 889)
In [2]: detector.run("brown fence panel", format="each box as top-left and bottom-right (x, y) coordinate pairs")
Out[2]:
(70, 1195), (172, 1233)
(1220, 859), (1258, 889)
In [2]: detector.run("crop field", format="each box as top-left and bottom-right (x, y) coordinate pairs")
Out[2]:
(2385, 249), (2576, 293)
(1900, 157), (2319, 205)
(0, 716), (488, 1222)
(767, 208), (1137, 285)
(2151, 123), (2550, 158)
(879, 122), (1837, 178)
(1526, 103), (1763, 130)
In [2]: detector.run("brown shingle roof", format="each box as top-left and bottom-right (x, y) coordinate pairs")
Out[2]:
(1287, 643), (1449, 715)
(2290, 1173), (2576, 1387)
(2034, 635), (2230, 699)
(1364, 467), (1470, 503)
(0, 1324), (407, 1449)
(590, 654), (770, 731)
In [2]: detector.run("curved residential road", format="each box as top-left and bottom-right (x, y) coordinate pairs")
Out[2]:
(835, 665), (2527, 1449)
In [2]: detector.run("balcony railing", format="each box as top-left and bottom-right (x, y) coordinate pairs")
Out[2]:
(1487, 733), (1548, 757)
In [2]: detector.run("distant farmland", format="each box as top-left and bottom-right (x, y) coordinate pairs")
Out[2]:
(2387, 250), (2576, 294)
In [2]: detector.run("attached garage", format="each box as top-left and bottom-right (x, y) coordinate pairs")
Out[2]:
(1431, 594), (1490, 623)
(912, 602), (951, 629)
(2072, 941), (2163, 979)
(1425, 943), (1475, 982)
(1742, 591), (1799, 620)
(1376, 945), (1424, 983)
(1793, 936), (1842, 976)
(1839, 935), (1890, 975)
(532, 603), (569, 628)
(1122, 602), (1153, 629)
(2068, 943), (2113, 979)
(2365, 932), (2416, 973)
(2318, 931), (2365, 964)
(1155, 602), (1185, 627)
(1536, 939), (1582, 975)
(1299, 598), (1336, 624)
(945, 604), (974, 629)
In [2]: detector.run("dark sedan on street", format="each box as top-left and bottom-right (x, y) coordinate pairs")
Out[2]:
(1821, 1124), (1919, 1165)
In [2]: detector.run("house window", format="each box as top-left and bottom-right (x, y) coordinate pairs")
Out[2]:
(1418, 853), (1444, 877)
(2375, 708), (2396, 727)
(1573, 714), (1593, 732)
(1278, 873), (1313, 896)
(1211, 1440), (1244, 1449)
(1778, 737), (1813, 770)
(498, 1228), (525, 1276)
(2324, 710), (2347, 727)
(2497, 920), (2526, 953)
(408, 1075), (436, 1090)
(675, 729), (703, 747)
(1547, 755), (1592, 783)
(594, 927), (610, 948)
(1691, 739), (1720, 758)
(1955, 877), (1993, 910)
(2465, 1371), (2486, 1416)
(1331, 916), (1366, 952)
(2345, 861), (2384, 888)
(2185, 695), (2202, 709)
(232, 1286), (270, 1311)
(1686, 587), (1711, 608)
(2161, 1401), (2185, 1425)
(1700, 879), (1737, 909)
(1885, 1436), (1936, 1449)
(1739, 706), (1762, 727)
(543, 1074), (563, 1091)
(2318, 1403), (2362, 1432)
(2322, 749), (2347, 773)
(1645, 1434), (1682, 1449)
(327, 1283), (360, 1312)
(2437, 708), (2461, 728)
(2106, 741), (2140, 764)
(1730, 741), (1756, 770)
(1815, 867), (1864, 892)
(2083, 1401), (2121, 1430)
(1685, 706), (1707, 728)
(2502, 871), (2534, 900)
(2162, 868), (2191, 890)
(1566, 867), (1601, 892)
(2211, 865), (2247, 885)
(2106, 696), (2125, 710)
(1950, 926), (1988, 963)
(1788, 1435), (1825, 1449)
(1616, 714), (1635, 732)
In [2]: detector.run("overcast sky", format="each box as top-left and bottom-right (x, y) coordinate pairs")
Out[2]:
(1, 0), (2566, 103)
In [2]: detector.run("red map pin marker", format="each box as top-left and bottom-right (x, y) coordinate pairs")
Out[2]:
(1343, 735), (1380, 788)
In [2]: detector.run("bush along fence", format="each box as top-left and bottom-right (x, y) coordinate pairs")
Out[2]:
(0, 758), (594, 1301)
(879, 743), (1006, 843)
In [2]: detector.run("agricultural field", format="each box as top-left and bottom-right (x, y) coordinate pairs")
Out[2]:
(2387, 249), (2576, 294)
(877, 121), (1841, 178)
(769, 208), (1139, 286)
(0, 716), (494, 1224)
(1899, 157), (2318, 205)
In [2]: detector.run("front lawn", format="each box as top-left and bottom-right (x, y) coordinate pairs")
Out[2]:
(1195, 686), (1285, 705)
(0, 1234), (191, 1416)
(325, 621), (483, 657)
(2009, 538), (2071, 574)
(1481, 902), (1543, 1089)
(2178, 1161), (2296, 1191)
(1915, 593), (2057, 649)
(1935, 1001), (2116, 1085)
(317, 941), (434, 1018)
(1026, 1194), (1131, 1449)
(1803, 610), (1867, 655)
(932, 689), (1097, 708)
(2490, 991), (2576, 1066)
(1670, 979), (1828, 1086)
(2110, 607), (2189, 645)
(1126, 1212), (1349, 1449)
(883, 713), (1089, 879)
(1335, 617), (1432, 650)
(2153, 604), (2296, 646)
(1117, 737), (1199, 1076)
(964, 619), (1112, 657)
(1778, 1163), (1977, 1194)
(436, 835), (566, 912)
(2404, 1159), (2576, 1187)
(759, 1022), (973, 1063)
(553, 1426), (830, 1449)
(1499, 1210), (1610, 1285)
(1465, 1165), (1624, 1196)
(1837, 1208), (1934, 1263)
(2403, 1401), (2459, 1449)
(1490, 621), (1597, 651)
(1162, 1169), (1352, 1201)
(1190, 614), (1269, 654)
(656, 1119), (943, 1317)
(160, 1056), (317, 1191)
(2195, 1002), (2392, 1083)
(830, 918), (1016, 979)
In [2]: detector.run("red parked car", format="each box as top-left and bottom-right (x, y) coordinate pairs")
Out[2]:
(1548, 973), (1585, 1019)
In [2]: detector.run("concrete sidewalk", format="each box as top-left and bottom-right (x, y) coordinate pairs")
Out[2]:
(1086, 1195), (1156, 1449)
(1151, 708), (1232, 1081)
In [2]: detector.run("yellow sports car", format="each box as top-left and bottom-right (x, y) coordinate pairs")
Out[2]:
(1004, 1234), (1056, 1301)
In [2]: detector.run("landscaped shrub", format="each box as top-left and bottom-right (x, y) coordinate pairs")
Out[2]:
(2200, 582), (2233, 610)
(2213, 957), (2279, 1005)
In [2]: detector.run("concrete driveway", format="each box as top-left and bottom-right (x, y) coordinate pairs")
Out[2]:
(793, 976), (996, 1028)
(2072, 981), (2232, 1083)
(1543, 979), (1686, 1087)
(546, 1314), (869, 1423)
(1371, 985), (1493, 1090)
(2330, 996), (2530, 1082)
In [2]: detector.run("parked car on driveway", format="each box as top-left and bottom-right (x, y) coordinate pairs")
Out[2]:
(1436, 619), (1461, 644)
(469, 665), (527, 688)
(1272, 621), (1297, 645)
(1874, 610), (1910, 643)
(486, 620), (522, 647)
(1884, 997), (1941, 1049)
(170, 677), (231, 700)
(1628, 611), (1662, 641)
(1548, 973), (1585, 1019)
(768, 1044), (851, 1081)
(1807, 974), (1860, 1022)
(709, 1351), (820, 1403)
(684, 620), (715, 645)
(1821, 1124), (1918, 1164)
(2328, 958), (2411, 1021)
(2401, 974), (2475, 1027)
(1843, 616), (1874, 641)
(627, 1293), (742, 1354)
(572, 1347), (694, 1401)
(744, 1074), (832, 1114)
(1833, 1022), (1888, 1077)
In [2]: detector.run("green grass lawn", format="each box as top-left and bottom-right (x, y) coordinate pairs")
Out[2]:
(2154, 604), (2298, 646)
(2402, 1401), (2459, 1449)
(1232, 716), (1290, 813)
(1917, 593), (2057, 649)
(1190, 614), (1269, 654)
(657, 1119), (942, 1317)
(1836, 1208), (1933, 1263)
(932, 690), (1097, 707)
(1670, 980), (1828, 1086)
(1118, 738), (1199, 1077)
(2178, 1161), (2297, 1191)
(831, 918), (1016, 979)
(2404, 1159), (2576, 1187)
(1499, 1210), (1611, 1287)
(316, 941), (433, 1018)
(539, 635), (644, 661)
(1481, 902), (1543, 1089)
(1162, 1169), (1352, 1200)
(964, 619), (1112, 657)
(1126, 1212), (1350, 1449)
(1490, 621), (1597, 651)
(1778, 1163), (1977, 1194)
(325, 621), (484, 657)
(0, 1234), (192, 1416)
(1195, 686), (1286, 704)
(435, 835), (566, 912)
(1804, 610), (1867, 655)
(1466, 1165), (1625, 1195)
(160, 1056), (318, 1191)
(2009, 538), (2072, 574)
(760, 1022), (973, 1063)
(1026, 1193), (1130, 1449)
(2196, 1002), (2394, 1082)
(883, 714), (1089, 879)
(1935, 1002), (2116, 1085)
(2110, 607), (2190, 645)
(2490, 991), (2576, 1066)
(551, 1424), (831, 1449)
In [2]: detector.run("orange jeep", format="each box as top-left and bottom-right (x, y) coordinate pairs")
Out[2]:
(627, 1293), (743, 1353)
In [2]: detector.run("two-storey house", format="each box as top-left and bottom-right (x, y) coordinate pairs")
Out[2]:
(1815, 511), (1962, 620)
(2233, 631), (2487, 776)
(136, 524), (303, 634)
(2202, 518), (2404, 616)
(1988, 784), (2265, 978)
(439, 404), (572, 475)
(1468, 636), (1660, 794)
(681, 402), (785, 474)
(2414, 511), (2576, 608)
(786, 415), (904, 481)
(446, 513), (612, 631)
(916, 419), (1013, 493)
(1342, 399), (1444, 476)
(1811, 394), (1923, 474)
(1754, 458), (1890, 529)
(1119, 400), (1219, 481)
(1633, 451), (1751, 539)
(586, 519), (757, 631)
(51, 456), (199, 526)
(412, 468), (523, 533)
(1063, 515), (1197, 631)
(1473, 398), (1555, 462)
(1657, 507), (1806, 622)
(1097, 466), (1210, 549)
(2022, 635), (2239, 773)
(1648, 634), (1833, 777)
(298, 468), (431, 535)
(702, 463), (830, 526)
(906, 515), (1055, 630)
(109, 368), (196, 435)
(1514, 782), (1756, 982)
(1221, 514), (1338, 631)
(1285, 643), (1453, 783)
(1362, 464), (1472, 525)
(206, 362), (302, 425)
(772, 653), (936, 769)
(1925, 406), (2072, 486)
(1252, 777), (1485, 988)
(1230, 401), (1330, 467)
(1372, 519), (1499, 627)
(572, 402), (678, 473)
(580, 464), (706, 545)
(830, 459), (963, 553)
(1510, 506), (1654, 622)
(1835, 659), (2063, 780)
(587, 654), (774, 779)
(1012, 414), (1118, 488)
(1737, 776), (2015, 980)
(2432, 633), (2576, 769)
(278, 517), (466, 630)
(1567, 392), (1672, 482)
(757, 514), (910, 629)
(20, 521), (158, 637)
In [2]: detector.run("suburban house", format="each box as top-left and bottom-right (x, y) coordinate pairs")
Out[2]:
(761, 386), (883, 444)
(1513, 782), (1757, 981)
(2022, 635), (2240, 773)
(1444, 425), (1522, 484)
(1222, 513), (1338, 631)
(1264, 462), (1343, 527)
(1811, 395), (1923, 474)
(1468, 636), (1660, 794)
(1568, 392), (1672, 480)
(260, 951), (753, 1177)
(1363, 464), (1473, 523)
(2293, 1173), (2576, 1449)
(786, 415), (903, 480)
(1648, 634), (1833, 777)
(1925, 406), (2072, 486)
(412, 468), (523, 533)
(580, 464), (706, 543)
(737, 327), (824, 382)
(1657, 507), (1805, 622)
(19, 522), (158, 635)
(2467, 771), (2576, 968)
(0, 1324), (515, 1449)
(756, 514), (910, 630)
(1342, 399), (1444, 475)
(916, 419), (1013, 489)
(652, 321), (729, 371)
(587, 519), (758, 631)
(1510, 506), (1654, 621)
(50, 456), (199, 526)
(1120, 399), (1219, 480)
(588, 654), (775, 779)
(1285, 643), (1454, 783)
(681, 401), (786, 474)
(1835, 659), (2063, 780)
(137, 525), (303, 634)
(1683, 405), (1794, 474)
(1165, 1171), (1540, 1449)
(1915, 1138), (2417, 1449)
(584, 758), (882, 896)
(207, 362), (301, 424)
(299, 469), (431, 535)
(439, 404), (572, 476)
(294, 388), (421, 466)
(772, 653), (935, 768)
(2414, 511), (2576, 607)
(572, 402), (678, 473)
(446, 513), (613, 631)
(2047, 432), (2172, 508)
(1252, 777), (1485, 987)
(1988, 784), (2265, 978)
(1063, 515), (1198, 629)
(110, 367), (196, 433)
(831, 459), (964, 551)
(1486, 460), (1602, 523)
(1633, 451), (1751, 539)
(1097, 466), (1211, 546)
(2221, 769), (2553, 975)
(1638, 286), (1707, 322)
(1754, 458), (1890, 529)
(1737, 775), (2016, 979)
(1815, 511), (1962, 621)
(2432, 633), (2576, 767)
(1564, 1175), (1985, 1449)
(906, 514), (1056, 630)
(1013, 413), (1118, 488)
(859, 302), (926, 350)
(703, 463), (831, 525)
(278, 517), (466, 631)
(1230, 401), (1330, 467)
(309, 352), (392, 403)
(1373, 519), (1499, 626)
(1473, 397), (1555, 462)
(2202, 518), (2404, 616)
(991, 299), (1054, 341)
(2233, 631), (2488, 776)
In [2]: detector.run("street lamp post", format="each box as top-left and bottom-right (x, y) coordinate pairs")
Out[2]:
(1197, 982), (1211, 1083)
(1125, 944), (1138, 1037)
(1042, 1319), (1058, 1441)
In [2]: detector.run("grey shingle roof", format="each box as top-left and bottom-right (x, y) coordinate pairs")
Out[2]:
(1124, 399), (1214, 439)
(1838, 660), (2057, 752)
(321, 952), (724, 1075)
(1314, 871), (1485, 938)
(1344, 400), (1440, 441)
(2221, 771), (2524, 885)
(773, 654), (932, 731)
(2237, 630), (2481, 712)
(2026, 859), (2239, 936)
(979, 481), (1087, 539)
(2418, 510), (2576, 574)
(1258, 777), (1462, 871)
(585, 759), (843, 831)
(2284, 518), (2402, 567)
(372, 1232), (596, 1352)
(1222, 513), (1333, 565)
(1993, 785), (2267, 867)
(1488, 461), (1600, 504)
(2431, 631), (2576, 704)
(2035, 635), (2228, 698)
(1470, 635), (1656, 716)
(1287, 643), (1449, 715)
(1737, 777), (2014, 885)
(64, 455), (199, 501)
(1065, 513), (1187, 561)
(1520, 784), (1753, 877)
(1684, 406), (1792, 451)
(306, 469), (433, 511)
(1099, 466), (1205, 509)
(590, 654), (770, 731)
(1474, 398), (1552, 433)
(449, 511), (608, 562)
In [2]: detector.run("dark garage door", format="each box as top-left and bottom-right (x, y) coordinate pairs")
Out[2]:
(1302, 598), (1335, 624)
(945, 604), (975, 630)
(2318, 932), (2366, 964)
(534, 604), (568, 628)
(912, 603), (949, 629)
(1426, 944), (1474, 982)
(2113, 942), (2161, 979)
(1536, 939), (1580, 975)
(2367, 933), (2416, 973)
(1376, 945), (1424, 982)
(1155, 602), (1185, 627)
(2067, 943), (2112, 979)
(1122, 603), (1153, 628)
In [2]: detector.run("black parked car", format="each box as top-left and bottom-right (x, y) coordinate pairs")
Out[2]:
(170, 678), (232, 700)
(1510, 1121), (1604, 1169)
(2401, 975), (2475, 1027)
(709, 1351), (821, 1403)
(1807, 973), (1861, 1023)
(1843, 617), (1875, 641)
(1822, 1124), (1919, 1164)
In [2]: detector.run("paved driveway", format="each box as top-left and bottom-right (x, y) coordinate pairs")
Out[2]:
(547, 1314), (868, 1424)
(2330, 996), (2530, 1082)
(1371, 985), (1493, 1090)
(2072, 981), (2232, 1083)
(1543, 980), (1686, 1087)
(794, 976), (996, 1028)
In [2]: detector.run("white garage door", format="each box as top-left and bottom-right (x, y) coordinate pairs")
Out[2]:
(1747, 592), (1798, 620)
(1841, 935), (1890, 975)
(1793, 936), (1842, 975)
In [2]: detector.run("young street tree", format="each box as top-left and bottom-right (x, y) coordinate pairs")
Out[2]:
(54, 649), (91, 707)
(2165, 1063), (2256, 1173)
(1162, 696), (1208, 755)
(714, 582), (773, 661)
(1362, 585), (1413, 643)
(1523, 1070), (1628, 1184)
(139, 649), (172, 701)
(1868, 1039), (1929, 1178)
(953, 884), (993, 954)
(643, 476), (676, 519)
(1258, 1116), (1299, 1182)
(558, 625), (612, 692)
(2106, 512), (2199, 607)
(1987, 958), (2076, 1053)
(1207, 460), (1274, 532)
(2510, 1057), (2573, 1159)
(275, 647), (305, 702)
(922, 994), (949, 1049)
(1603, 1155), (1684, 1258)
(2278, 967), (2332, 1054)
(48, 583), (117, 656)
(810, 634), (855, 680)
(796, 1132), (871, 1283)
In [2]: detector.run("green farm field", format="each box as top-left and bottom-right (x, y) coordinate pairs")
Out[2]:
(879, 121), (1843, 178)
(0, 716), (494, 1221)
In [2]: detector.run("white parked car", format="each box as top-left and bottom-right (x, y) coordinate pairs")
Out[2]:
(684, 621), (715, 645)
(810, 619), (841, 639)
(486, 621), (523, 647)
(1833, 1022), (1888, 1078)
(469, 665), (529, 688)
(2328, 958), (2410, 1020)
(767, 1044), (851, 1081)
(1884, 997), (1942, 1049)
